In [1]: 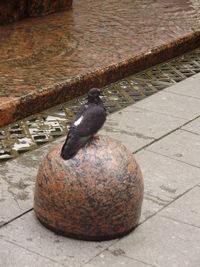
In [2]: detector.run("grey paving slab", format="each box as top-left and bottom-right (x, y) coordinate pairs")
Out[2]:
(192, 72), (200, 80)
(140, 194), (164, 223)
(160, 186), (200, 228)
(135, 150), (200, 203)
(147, 129), (200, 168)
(109, 215), (200, 267)
(0, 239), (65, 267)
(133, 91), (200, 120)
(0, 179), (21, 227)
(0, 137), (65, 224)
(165, 73), (200, 99)
(84, 250), (152, 267)
(182, 117), (200, 135)
(0, 211), (116, 267)
(100, 105), (186, 152)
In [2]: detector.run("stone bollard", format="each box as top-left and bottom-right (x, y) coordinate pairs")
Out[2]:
(34, 135), (144, 241)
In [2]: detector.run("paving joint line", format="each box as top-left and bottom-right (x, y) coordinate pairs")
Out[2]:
(133, 114), (200, 156)
(163, 90), (200, 100)
(180, 128), (200, 136)
(82, 248), (154, 267)
(129, 104), (190, 121)
(143, 193), (169, 206)
(145, 149), (200, 170)
(159, 214), (200, 229)
(117, 253), (156, 267)
(0, 208), (33, 229)
(137, 184), (198, 226)
(81, 240), (120, 267)
(0, 238), (69, 267)
(89, 184), (199, 266)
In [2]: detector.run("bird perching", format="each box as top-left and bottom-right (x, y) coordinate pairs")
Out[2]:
(61, 88), (106, 160)
(35, 89), (144, 241)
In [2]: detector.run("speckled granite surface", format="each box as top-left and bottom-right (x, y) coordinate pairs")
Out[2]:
(34, 136), (144, 240)
(0, 1), (27, 25)
(0, 0), (200, 127)
(28, 0), (73, 17)
(0, 0), (72, 25)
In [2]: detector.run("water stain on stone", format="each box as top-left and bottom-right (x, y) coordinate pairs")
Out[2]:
(3, 177), (31, 202)
(16, 191), (29, 200)
(104, 121), (118, 127)
(103, 127), (155, 141)
(54, 239), (61, 243)
(160, 185), (177, 194)
(133, 132), (155, 140)
(144, 193), (168, 206)
(15, 179), (29, 190)
(111, 249), (126, 256)
(96, 245), (103, 250)
(174, 153), (183, 158)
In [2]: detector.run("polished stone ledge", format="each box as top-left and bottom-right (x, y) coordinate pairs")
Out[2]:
(1, 0), (200, 127)
(0, 0), (72, 25)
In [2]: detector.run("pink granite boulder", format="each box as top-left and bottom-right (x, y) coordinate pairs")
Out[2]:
(34, 135), (144, 241)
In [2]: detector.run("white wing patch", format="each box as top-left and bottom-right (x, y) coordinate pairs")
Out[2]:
(74, 115), (83, 126)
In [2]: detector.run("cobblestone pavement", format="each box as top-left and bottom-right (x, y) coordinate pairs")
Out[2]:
(0, 73), (200, 267)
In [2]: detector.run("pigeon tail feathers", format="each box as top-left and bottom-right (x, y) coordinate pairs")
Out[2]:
(61, 130), (92, 160)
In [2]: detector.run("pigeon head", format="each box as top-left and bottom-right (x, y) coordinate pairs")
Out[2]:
(88, 88), (103, 104)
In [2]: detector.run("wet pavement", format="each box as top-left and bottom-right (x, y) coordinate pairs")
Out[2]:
(1, 47), (200, 162)
(0, 73), (200, 266)
(1, 0), (200, 126)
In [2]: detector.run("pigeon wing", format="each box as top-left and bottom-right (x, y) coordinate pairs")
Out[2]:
(61, 126), (91, 160)
(75, 105), (106, 137)
(61, 105), (106, 160)
(74, 103), (88, 120)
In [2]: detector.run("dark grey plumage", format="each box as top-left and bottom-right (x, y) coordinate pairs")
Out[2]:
(61, 88), (106, 160)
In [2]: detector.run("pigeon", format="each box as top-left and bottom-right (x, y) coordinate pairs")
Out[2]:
(61, 88), (106, 160)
